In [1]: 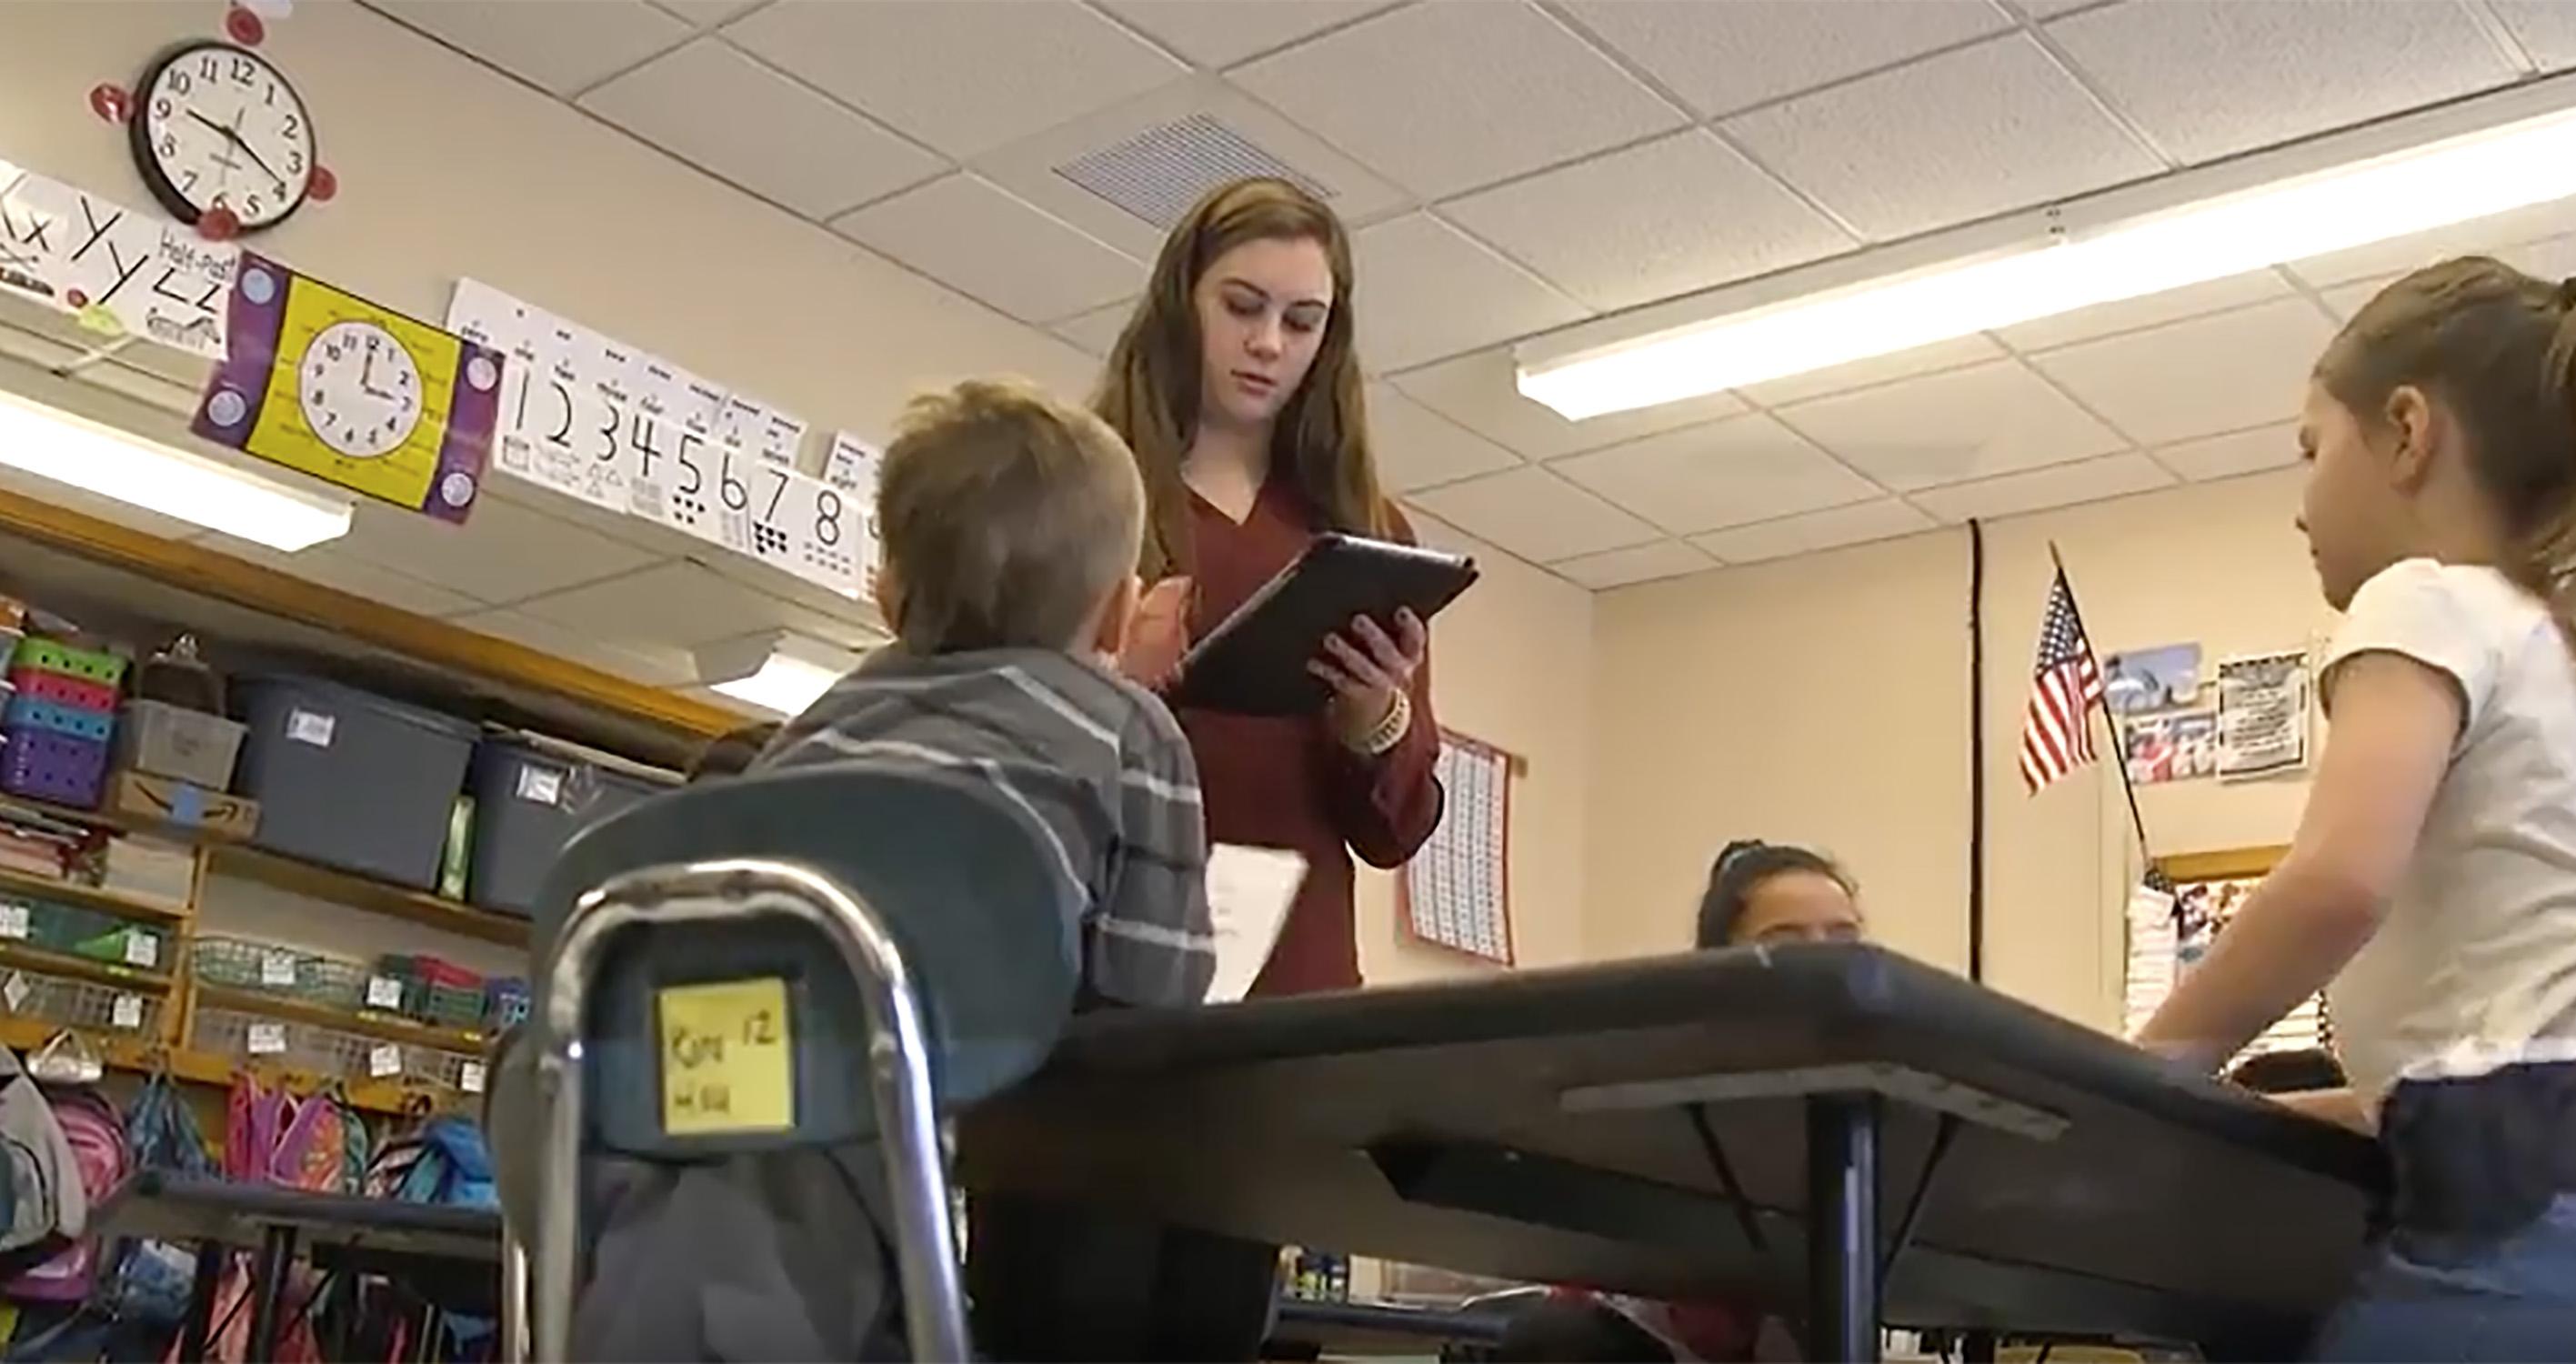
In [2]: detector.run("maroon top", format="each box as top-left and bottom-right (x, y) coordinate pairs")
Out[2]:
(1177, 476), (1444, 997)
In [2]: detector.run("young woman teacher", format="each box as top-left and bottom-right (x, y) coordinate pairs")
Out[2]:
(966, 177), (1445, 1361)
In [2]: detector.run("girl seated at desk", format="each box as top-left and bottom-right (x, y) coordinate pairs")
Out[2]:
(1494, 839), (1862, 1363)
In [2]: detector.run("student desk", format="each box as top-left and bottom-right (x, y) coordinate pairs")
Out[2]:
(959, 944), (2385, 1360)
(92, 1172), (501, 1360)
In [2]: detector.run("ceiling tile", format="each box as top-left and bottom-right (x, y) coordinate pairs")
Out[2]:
(506, 559), (851, 650)
(1691, 498), (1935, 563)
(1994, 269), (2293, 353)
(2492, 0), (2576, 70)
(1552, 413), (1880, 535)
(728, 0), (1188, 160)
(1230, 0), (1687, 200)
(1052, 299), (1136, 357)
(2285, 198), (2576, 287)
(1100, 0), (1396, 68)
(1776, 359), (2128, 491)
(1442, 130), (1854, 312)
(2030, 296), (2336, 446)
(1549, 539), (1718, 588)
(2046, 0), (2518, 165)
(1722, 35), (2163, 242)
(221, 542), (484, 618)
(832, 175), (1145, 324)
(1390, 347), (1746, 461)
(1562, 0), (2011, 119)
(1735, 333), (2006, 408)
(970, 75), (1409, 263)
(1368, 385), (1522, 492)
(580, 39), (943, 219)
(448, 608), (697, 687)
(649, 0), (764, 27)
(332, 496), (665, 607)
(2154, 422), (2300, 483)
(1409, 466), (1659, 563)
(1908, 452), (2175, 522)
(364, 0), (691, 95)
(1350, 214), (1589, 372)
(2013, 0), (2108, 16)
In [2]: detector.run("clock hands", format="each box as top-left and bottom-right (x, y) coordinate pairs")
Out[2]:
(186, 108), (287, 195)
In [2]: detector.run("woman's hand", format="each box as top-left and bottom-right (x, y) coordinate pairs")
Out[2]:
(1118, 577), (1194, 690)
(1312, 609), (1426, 751)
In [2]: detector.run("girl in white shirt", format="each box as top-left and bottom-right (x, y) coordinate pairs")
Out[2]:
(2138, 256), (2576, 1359)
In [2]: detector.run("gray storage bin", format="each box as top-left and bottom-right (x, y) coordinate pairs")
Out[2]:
(233, 677), (476, 889)
(466, 736), (672, 917)
(116, 699), (246, 788)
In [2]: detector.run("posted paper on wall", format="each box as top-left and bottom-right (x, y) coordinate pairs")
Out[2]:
(0, 167), (236, 360)
(2217, 651), (2310, 780)
(1204, 844), (1306, 1005)
(1403, 732), (1515, 965)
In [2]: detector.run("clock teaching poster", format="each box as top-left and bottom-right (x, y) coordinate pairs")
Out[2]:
(193, 253), (496, 522)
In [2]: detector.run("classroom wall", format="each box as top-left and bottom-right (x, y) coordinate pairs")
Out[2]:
(1587, 466), (2329, 1029)
(0, 0), (1599, 978)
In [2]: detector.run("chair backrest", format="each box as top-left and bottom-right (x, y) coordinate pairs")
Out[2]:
(526, 765), (1082, 1158)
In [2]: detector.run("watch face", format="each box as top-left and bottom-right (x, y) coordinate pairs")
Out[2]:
(136, 44), (314, 230)
(300, 321), (421, 459)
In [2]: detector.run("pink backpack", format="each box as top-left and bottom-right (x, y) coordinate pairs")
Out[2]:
(7, 1087), (130, 1303)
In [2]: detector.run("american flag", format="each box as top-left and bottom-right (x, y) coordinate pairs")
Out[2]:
(2020, 568), (2106, 795)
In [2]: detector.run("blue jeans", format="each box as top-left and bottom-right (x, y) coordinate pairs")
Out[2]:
(2308, 1190), (2576, 1359)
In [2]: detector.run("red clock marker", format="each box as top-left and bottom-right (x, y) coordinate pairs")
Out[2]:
(225, 5), (266, 46)
(88, 85), (131, 125)
(198, 206), (241, 241)
(308, 165), (337, 203)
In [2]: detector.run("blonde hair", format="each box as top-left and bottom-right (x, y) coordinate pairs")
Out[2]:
(877, 378), (1143, 654)
(2317, 256), (2576, 634)
(1094, 177), (1388, 579)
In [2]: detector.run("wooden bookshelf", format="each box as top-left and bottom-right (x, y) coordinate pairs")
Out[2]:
(0, 864), (190, 924)
(0, 1015), (450, 1116)
(0, 939), (175, 993)
(206, 845), (531, 948)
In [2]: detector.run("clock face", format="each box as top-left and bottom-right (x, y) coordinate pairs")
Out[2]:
(299, 321), (422, 459)
(134, 43), (314, 232)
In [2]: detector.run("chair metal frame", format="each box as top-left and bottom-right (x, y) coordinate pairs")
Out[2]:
(517, 857), (969, 1362)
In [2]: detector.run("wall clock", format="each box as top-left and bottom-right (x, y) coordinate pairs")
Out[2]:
(129, 40), (314, 234)
(194, 255), (497, 523)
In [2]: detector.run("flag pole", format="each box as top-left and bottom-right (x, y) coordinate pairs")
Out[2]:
(1969, 519), (1987, 984)
(2047, 541), (2160, 886)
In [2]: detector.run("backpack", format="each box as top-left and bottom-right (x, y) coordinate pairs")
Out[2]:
(0, 1048), (84, 1271)
(5, 1087), (129, 1302)
(104, 1073), (214, 1328)
(366, 1118), (494, 1209)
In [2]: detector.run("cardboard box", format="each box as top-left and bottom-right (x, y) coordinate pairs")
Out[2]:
(106, 771), (258, 840)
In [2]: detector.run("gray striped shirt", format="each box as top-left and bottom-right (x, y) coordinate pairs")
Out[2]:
(757, 646), (1214, 1008)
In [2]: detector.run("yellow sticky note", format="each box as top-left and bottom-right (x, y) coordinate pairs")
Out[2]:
(657, 977), (795, 1136)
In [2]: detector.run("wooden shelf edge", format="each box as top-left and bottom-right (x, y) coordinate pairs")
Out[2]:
(195, 985), (488, 1054)
(2156, 845), (2290, 886)
(206, 846), (530, 948)
(0, 940), (175, 993)
(0, 1016), (456, 1116)
(0, 865), (190, 924)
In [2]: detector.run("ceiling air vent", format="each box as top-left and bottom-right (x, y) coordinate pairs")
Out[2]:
(1054, 113), (1334, 229)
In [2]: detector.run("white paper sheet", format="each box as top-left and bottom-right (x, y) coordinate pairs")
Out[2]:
(1204, 844), (1306, 1005)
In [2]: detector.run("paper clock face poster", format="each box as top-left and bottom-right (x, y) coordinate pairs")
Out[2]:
(192, 254), (496, 522)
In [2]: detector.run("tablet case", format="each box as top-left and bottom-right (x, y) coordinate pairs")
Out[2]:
(1171, 534), (1478, 717)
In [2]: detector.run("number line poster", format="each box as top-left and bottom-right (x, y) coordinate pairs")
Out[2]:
(445, 280), (868, 600)
(1401, 730), (1515, 965)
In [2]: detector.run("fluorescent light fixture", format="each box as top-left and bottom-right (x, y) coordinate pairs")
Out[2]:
(695, 630), (867, 717)
(0, 385), (352, 550)
(1519, 94), (2576, 421)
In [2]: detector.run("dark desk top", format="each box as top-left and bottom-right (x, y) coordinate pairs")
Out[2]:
(94, 1172), (502, 1263)
(1270, 1297), (1512, 1350)
(962, 944), (2383, 1346)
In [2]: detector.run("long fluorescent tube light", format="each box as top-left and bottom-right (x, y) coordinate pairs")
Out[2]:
(696, 631), (865, 717)
(1519, 96), (2576, 421)
(0, 385), (352, 550)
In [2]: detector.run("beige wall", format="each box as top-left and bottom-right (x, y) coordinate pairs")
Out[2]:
(1588, 467), (2330, 1029)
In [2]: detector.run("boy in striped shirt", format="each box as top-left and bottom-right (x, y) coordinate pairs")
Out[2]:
(759, 377), (1214, 1008)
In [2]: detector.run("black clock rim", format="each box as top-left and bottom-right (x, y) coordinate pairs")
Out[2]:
(128, 38), (316, 233)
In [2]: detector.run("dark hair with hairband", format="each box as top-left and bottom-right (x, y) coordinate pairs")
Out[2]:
(1695, 839), (1855, 949)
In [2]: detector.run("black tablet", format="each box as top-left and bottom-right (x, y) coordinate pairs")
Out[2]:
(1170, 533), (1478, 717)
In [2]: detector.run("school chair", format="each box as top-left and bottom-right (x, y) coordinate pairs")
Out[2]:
(506, 765), (1083, 1361)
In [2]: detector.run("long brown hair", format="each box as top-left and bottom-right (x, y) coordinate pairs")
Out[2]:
(1094, 177), (1388, 579)
(2316, 256), (2576, 634)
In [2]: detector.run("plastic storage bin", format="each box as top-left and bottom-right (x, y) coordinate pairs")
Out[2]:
(9, 670), (115, 713)
(115, 700), (245, 788)
(1, 729), (110, 808)
(14, 640), (125, 688)
(5, 697), (113, 744)
(464, 737), (669, 917)
(232, 677), (476, 890)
